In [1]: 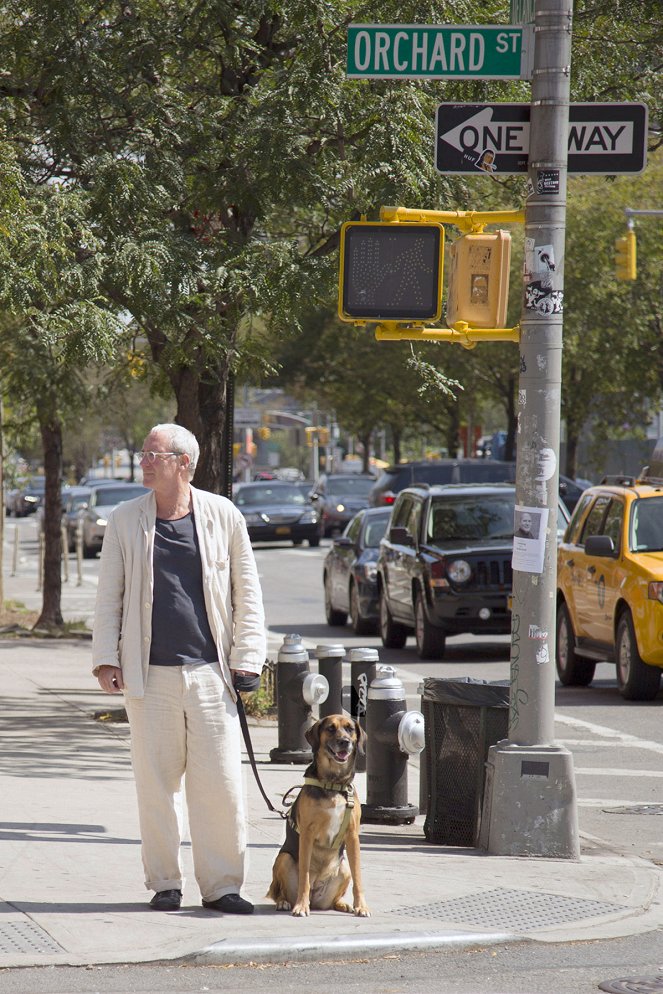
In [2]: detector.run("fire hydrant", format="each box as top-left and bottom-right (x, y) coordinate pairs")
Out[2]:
(362, 665), (425, 825)
(349, 646), (379, 772)
(315, 643), (345, 718)
(269, 634), (329, 764)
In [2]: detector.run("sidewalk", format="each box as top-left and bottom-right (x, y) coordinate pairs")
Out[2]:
(2, 538), (663, 967)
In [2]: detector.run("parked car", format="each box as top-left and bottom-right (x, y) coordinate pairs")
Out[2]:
(79, 483), (149, 557)
(369, 459), (589, 513)
(310, 473), (376, 536)
(556, 469), (663, 701)
(9, 476), (46, 517)
(234, 481), (320, 547)
(323, 507), (392, 635)
(377, 482), (570, 660)
(62, 486), (93, 550)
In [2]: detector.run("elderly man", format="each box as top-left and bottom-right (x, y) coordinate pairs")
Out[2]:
(92, 423), (265, 914)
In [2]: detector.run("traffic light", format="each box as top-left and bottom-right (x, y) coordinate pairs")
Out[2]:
(305, 426), (317, 447)
(615, 230), (636, 281)
(318, 427), (330, 445)
(338, 221), (445, 323)
(257, 426), (271, 440)
(445, 230), (511, 328)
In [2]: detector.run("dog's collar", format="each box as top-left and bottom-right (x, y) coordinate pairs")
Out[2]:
(303, 777), (355, 797)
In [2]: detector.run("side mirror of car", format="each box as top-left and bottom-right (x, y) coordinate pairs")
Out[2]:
(389, 526), (414, 546)
(333, 536), (354, 549)
(584, 535), (615, 557)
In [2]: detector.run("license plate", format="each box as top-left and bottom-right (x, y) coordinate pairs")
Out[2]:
(275, 526), (291, 535)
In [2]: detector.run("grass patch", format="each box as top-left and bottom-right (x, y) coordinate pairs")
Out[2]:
(241, 663), (276, 718)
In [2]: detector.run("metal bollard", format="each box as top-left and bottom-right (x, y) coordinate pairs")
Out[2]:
(269, 634), (329, 764)
(362, 665), (425, 825)
(349, 647), (379, 772)
(315, 643), (345, 718)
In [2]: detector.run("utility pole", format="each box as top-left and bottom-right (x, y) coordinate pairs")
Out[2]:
(481, 0), (579, 857)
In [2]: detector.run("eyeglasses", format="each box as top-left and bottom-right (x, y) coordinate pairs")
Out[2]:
(137, 451), (181, 464)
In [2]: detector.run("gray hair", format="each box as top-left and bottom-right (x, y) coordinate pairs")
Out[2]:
(150, 423), (199, 479)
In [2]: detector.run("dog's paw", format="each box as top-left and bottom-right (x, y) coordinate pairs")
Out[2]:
(354, 905), (371, 917)
(275, 899), (291, 911)
(291, 902), (310, 917)
(333, 900), (353, 914)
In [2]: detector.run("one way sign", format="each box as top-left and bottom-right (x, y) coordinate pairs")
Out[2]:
(436, 102), (648, 174)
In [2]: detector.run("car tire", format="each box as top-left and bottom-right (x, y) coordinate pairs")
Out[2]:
(308, 536), (320, 548)
(414, 592), (446, 660)
(616, 611), (661, 701)
(379, 587), (408, 649)
(350, 581), (374, 636)
(555, 602), (595, 686)
(324, 572), (347, 627)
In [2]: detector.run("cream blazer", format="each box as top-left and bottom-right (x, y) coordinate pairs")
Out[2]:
(92, 486), (266, 700)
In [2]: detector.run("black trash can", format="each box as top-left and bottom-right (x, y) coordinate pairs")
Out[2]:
(422, 677), (509, 847)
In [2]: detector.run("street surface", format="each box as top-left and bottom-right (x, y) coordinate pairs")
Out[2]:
(2, 519), (663, 994)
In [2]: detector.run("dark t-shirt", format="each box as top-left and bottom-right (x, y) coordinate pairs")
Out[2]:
(149, 513), (218, 666)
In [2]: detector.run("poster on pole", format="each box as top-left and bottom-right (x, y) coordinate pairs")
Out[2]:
(512, 505), (548, 573)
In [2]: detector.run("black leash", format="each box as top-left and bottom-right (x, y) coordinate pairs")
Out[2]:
(236, 693), (287, 818)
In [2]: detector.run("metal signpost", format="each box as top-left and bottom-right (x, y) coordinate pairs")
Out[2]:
(435, 102), (648, 174)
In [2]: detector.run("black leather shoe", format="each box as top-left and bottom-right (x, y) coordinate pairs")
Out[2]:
(202, 893), (254, 915)
(149, 889), (182, 911)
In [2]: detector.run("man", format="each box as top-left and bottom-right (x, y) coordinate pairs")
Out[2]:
(92, 424), (266, 914)
(515, 511), (536, 539)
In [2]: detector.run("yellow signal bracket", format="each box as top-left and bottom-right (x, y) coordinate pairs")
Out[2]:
(379, 205), (525, 233)
(374, 320), (521, 349)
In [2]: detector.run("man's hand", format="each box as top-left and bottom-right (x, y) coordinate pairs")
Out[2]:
(97, 665), (124, 694)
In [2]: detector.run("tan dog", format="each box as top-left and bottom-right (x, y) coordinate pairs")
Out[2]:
(267, 715), (370, 917)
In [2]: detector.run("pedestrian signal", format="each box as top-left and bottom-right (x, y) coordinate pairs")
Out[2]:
(615, 230), (636, 281)
(446, 230), (511, 329)
(339, 222), (445, 322)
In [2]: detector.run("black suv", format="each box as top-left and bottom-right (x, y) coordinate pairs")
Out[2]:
(377, 483), (521, 660)
(369, 459), (588, 513)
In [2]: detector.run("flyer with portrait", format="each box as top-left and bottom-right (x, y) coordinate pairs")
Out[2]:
(512, 504), (549, 574)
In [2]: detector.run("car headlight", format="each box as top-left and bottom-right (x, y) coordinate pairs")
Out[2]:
(648, 582), (663, 604)
(335, 503), (345, 513)
(447, 559), (472, 583)
(243, 513), (263, 525)
(299, 510), (318, 523)
(95, 517), (108, 527)
(361, 562), (378, 581)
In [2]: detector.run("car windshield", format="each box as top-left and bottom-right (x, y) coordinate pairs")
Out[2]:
(363, 515), (390, 548)
(426, 495), (515, 544)
(326, 477), (374, 497)
(630, 497), (663, 552)
(235, 485), (306, 507)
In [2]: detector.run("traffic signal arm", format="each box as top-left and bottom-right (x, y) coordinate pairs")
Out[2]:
(374, 320), (520, 348)
(380, 205), (525, 233)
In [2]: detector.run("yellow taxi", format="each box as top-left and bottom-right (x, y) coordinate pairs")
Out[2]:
(556, 460), (663, 701)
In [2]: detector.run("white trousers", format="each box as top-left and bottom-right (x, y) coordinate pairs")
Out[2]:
(124, 662), (246, 901)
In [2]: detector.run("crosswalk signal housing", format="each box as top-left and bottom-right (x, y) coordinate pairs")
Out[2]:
(446, 230), (511, 329)
(339, 221), (445, 323)
(615, 230), (636, 281)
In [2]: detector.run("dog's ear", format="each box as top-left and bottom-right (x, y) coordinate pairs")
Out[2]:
(355, 720), (367, 756)
(305, 720), (321, 751)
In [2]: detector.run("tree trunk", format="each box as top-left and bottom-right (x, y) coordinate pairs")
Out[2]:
(359, 431), (372, 474)
(565, 432), (579, 479)
(390, 425), (402, 465)
(171, 362), (231, 494)
(36, 415), (64, 630)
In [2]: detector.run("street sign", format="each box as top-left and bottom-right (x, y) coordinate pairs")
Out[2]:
(435, 103), (648, 175)
(234, 407), (261, 428)
(347, 24), (531, 80)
